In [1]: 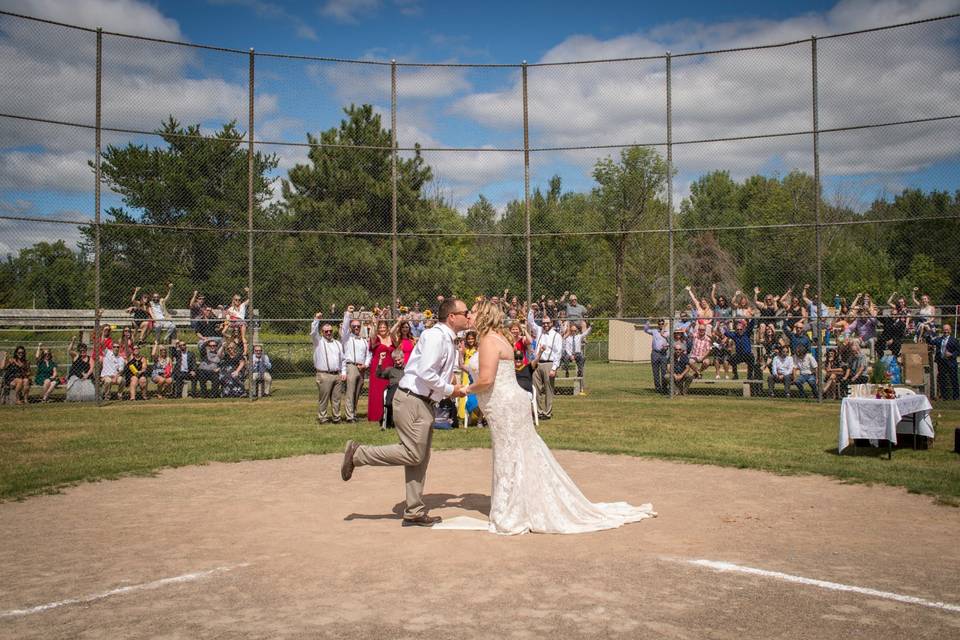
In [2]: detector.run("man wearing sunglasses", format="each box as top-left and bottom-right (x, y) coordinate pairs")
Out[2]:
(311, 312), (345, 424)
(342, 298), (470, 528)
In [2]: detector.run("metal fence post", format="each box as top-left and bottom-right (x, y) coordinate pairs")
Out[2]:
(811, 36), (824, 403)
(94, 27), (103, 406)
(391, 60), (398, 313)
(522, 61), (532, 306)
(247, 48), (255, 400)
(666, 52), (675, 399)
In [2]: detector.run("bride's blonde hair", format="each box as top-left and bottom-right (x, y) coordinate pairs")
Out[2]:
(472, 300), (513, 345)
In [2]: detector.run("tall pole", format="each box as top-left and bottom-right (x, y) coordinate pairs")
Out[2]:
(93, 28), (103, 406)
(812, 37), (824, 403)
(522, 62), (532, 306)
(247, 48), (255, 399)
(666, 52), (675, 399)
(391, 60), (398, 313)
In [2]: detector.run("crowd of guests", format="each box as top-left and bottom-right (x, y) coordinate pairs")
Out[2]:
(309, 292), (593, 428)
(643, 284), (958, 400)
(5, 282), (956, 407)
(1, 285), (270, 404)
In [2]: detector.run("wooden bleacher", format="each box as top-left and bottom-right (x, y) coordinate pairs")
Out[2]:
(0, 308), (258, 330)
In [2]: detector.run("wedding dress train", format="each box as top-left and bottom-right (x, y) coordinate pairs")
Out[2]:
(437, 353), (655, 535)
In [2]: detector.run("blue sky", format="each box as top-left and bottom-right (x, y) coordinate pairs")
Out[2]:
(0, 0), (959, 253)
(165, 1), (842, 63)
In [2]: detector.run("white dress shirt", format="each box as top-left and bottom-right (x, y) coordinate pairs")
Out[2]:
(399, 323), (458, 402)
(341, 313), (372, 368)
(563, 326), (592, 357)
(527, 310), (561, 371)
(100, 350), (124, 378)
(795, 353), (817, 376)
(311, 319), (345, 373)
(772, 355), (795, 377)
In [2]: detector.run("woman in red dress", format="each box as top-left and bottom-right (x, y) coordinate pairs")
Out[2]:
(393, 319), (416, 364)
(367, 320), (395, 424)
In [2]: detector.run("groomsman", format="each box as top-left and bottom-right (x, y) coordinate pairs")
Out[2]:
(528, 309), (563, 419)
(644, 319), (669, 394)
(311, 314), (344, 424)
(928, 323), (959, 400)
(342, 307), (372, 422)
(563, 322), (592, 379)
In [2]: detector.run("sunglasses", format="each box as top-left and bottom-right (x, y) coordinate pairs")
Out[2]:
(448, 310), (470, 317)
(351, 325), (361, 329)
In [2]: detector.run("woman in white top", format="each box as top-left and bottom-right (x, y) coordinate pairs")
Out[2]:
(224, 287), (250, 353)
(912, 287), (938, 339)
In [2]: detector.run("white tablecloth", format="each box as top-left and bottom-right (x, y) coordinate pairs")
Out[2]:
(839, 395), (934, 453)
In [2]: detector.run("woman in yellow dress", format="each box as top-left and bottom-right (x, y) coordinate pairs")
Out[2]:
(458, 330), (479, 423)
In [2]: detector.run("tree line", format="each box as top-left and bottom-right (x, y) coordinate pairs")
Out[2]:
(1, 104), (957, 328)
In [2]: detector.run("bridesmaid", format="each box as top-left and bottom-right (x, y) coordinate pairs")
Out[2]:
(366, 320), (395, 424)
(393, 319), (416, 364)
(458, 330), (478, 421)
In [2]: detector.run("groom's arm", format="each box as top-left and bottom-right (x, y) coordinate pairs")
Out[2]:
(415, 330), (456, 398)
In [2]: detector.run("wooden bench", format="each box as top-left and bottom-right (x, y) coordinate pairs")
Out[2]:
(0, 308), (259, 340)
(554, 376), (584, 395)
(688, 377), (763, 397)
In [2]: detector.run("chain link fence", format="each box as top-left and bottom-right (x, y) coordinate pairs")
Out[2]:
(1, 9), (958, 405)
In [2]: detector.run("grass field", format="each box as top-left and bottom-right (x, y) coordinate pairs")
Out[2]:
(1, 362), (958, 504)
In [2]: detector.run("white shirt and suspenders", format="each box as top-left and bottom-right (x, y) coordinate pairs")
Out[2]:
(310, 319), (345, 374)
(563, 326), (592, 358)
(398, 323), (458, 403)
(341, 313), (372, 370)
(528, 310), (563, 373)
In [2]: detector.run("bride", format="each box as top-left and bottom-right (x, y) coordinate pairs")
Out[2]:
(461, 300), (656, 535)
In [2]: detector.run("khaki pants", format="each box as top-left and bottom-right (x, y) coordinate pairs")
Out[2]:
(353, 390), (434, 519)
(315, 371), (342, 423)
(533, 362), (555, 416)
(253, 371), (272, 397)
(344, 363), (364, 420)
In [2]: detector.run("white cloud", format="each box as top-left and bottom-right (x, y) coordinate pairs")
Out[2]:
(318, 0), (379, 24)
(1, 0), (182, 37)
(449, 0), (960, 196)
(314, 60), (471, 103)
(0, 0), (279, 199)
(0, 210), (88, 256)
(0, 150), (93, 191)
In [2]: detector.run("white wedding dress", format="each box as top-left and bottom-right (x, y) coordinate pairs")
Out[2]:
(442, 348), (655, 535)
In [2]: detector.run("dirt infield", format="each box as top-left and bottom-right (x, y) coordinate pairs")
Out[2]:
(1, 449), (958, 639)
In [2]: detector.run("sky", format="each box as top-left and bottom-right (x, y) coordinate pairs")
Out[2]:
(0, 0), (959, 253)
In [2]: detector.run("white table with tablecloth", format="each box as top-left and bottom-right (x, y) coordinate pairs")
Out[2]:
(838, 395), (934, 453)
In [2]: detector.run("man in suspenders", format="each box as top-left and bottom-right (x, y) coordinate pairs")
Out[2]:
(528, 309), (563, 419)
(310, 313), (344, 424)
(341, 307), (372, 423)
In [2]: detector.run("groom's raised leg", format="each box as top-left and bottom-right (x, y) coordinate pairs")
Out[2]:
(352, 391), (435, 517)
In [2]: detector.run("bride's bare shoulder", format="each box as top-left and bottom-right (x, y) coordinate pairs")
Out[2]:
(478, 332), (514, 357)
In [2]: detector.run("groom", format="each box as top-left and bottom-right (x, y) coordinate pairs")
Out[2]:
(341, 298), (470, 527)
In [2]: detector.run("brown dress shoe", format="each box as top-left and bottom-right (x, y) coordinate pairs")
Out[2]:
(402, 514), (442, 527)
(341, 440), (360, 481)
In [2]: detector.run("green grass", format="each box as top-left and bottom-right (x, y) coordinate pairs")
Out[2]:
(2, 363), (959, 505)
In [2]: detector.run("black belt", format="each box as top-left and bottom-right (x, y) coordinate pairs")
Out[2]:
(539, 359), (553, 363)
(317, 369), (339, 374)
(398, 387), (435, 404)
